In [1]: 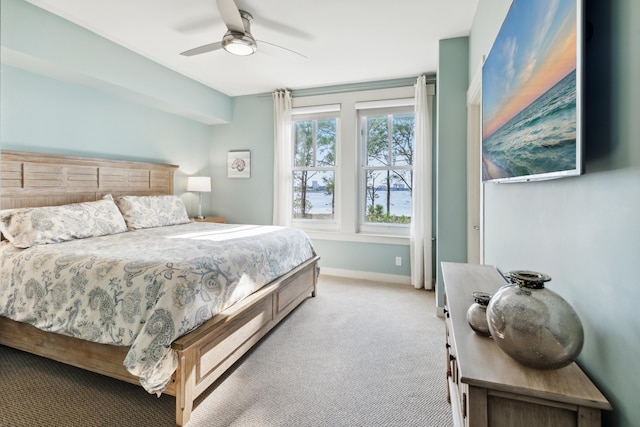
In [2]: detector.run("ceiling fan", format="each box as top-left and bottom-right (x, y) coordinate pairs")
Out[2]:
(180, 0), (306, 58)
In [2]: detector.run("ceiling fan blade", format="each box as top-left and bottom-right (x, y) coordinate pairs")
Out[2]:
(257, 40), (308, 59)
(216, 0), (245, 33)
(253, 16), (313, 41)
(180, 41), (223, 57)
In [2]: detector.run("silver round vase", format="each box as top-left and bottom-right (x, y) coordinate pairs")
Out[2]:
(486, 270), (584, 370)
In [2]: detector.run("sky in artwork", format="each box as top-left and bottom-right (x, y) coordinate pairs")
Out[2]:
(482, 0), (577, 140)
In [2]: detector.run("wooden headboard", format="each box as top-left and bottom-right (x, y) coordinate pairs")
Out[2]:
(1, 151), (179, 210)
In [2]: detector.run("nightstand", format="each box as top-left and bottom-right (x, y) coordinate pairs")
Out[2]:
(192, 217), (226, 223)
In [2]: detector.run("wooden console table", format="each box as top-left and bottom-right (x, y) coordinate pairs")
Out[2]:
(441, 262), (611, 427)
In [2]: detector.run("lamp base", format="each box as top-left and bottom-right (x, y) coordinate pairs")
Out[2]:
(196, 193), (205, 221)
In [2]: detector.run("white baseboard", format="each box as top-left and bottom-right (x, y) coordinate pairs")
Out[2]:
(436, 306), (445, 318)
(319, 267), (411, 285)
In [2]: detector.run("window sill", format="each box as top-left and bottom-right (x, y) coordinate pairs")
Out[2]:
(303, 230), (410, 245)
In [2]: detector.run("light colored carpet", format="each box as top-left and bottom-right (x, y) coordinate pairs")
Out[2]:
(0, 275), (453, 427)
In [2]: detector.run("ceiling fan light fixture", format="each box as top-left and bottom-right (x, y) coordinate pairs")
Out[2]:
(181, 6), (305, 59)
(222, 32), (257, 56)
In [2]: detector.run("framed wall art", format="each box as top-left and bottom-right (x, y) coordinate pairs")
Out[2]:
(482, 0), (583, 183)
(227, 150), (251, 178)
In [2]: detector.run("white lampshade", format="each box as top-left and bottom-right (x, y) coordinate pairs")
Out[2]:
(187, 176), (211, 192)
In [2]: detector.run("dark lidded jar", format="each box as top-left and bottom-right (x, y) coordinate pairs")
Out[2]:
(467, 291), (493, 337)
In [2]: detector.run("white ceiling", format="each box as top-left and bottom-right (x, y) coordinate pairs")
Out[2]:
(24, 0), (479, 97)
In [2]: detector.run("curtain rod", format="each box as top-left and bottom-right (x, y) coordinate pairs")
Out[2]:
(257, 74), (436, 98)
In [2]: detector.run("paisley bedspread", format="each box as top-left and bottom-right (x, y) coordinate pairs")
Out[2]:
(0, 222), (315, 394)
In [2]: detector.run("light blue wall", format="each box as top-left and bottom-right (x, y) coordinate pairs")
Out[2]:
(312, 240), (411, 276)
(435, 37), (469, 306)
(0, 65), (208, 164)
(209, 95), (275, 225)
(470, 0), (640, 426)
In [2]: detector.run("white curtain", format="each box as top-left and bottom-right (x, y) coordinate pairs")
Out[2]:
(272, 90), (293, 226)
(410, 76), (434, 290)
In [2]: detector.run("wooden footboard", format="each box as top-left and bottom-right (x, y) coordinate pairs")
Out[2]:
(0, 255), (319, 426)
(170, 255), (319, 425)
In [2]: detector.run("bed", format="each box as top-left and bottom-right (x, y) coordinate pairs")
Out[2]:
(0, 150), (320, 426)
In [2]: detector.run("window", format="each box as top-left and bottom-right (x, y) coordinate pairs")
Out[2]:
(359, 106), (415, 233)
(291, 110), (339, 225)
(288, 86), (416, 243)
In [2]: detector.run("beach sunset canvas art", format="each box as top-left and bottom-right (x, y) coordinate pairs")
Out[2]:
(482, 0), (582, 182)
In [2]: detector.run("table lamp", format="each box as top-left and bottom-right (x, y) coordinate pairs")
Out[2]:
(187, 176), (211, 220)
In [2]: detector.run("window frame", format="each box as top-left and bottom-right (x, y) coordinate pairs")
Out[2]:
(290, 107), (341, 232)
(357, 103), (416, 236)
(288, 86), (416, 244)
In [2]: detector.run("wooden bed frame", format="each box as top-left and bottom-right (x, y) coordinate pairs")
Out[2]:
(0, 150), (320, 426)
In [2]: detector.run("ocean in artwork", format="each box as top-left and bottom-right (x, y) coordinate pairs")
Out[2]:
(482, 70), (577, 180)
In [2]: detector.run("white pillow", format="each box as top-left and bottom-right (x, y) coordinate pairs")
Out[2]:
(114, 195), (190, 230)
(0, 195), (127, 248)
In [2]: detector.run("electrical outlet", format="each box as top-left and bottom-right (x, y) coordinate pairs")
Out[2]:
(395, 256), (402, 266)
